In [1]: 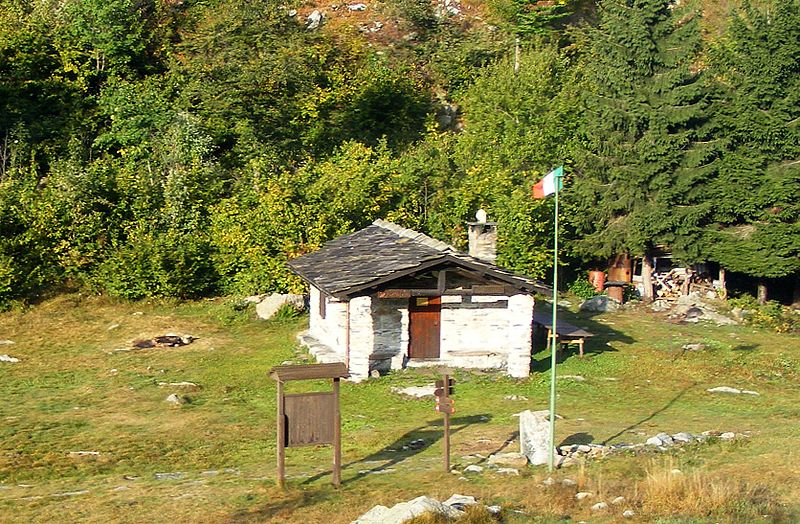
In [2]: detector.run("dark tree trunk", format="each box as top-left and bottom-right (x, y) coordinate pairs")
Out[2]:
(792, 275), (800, 307)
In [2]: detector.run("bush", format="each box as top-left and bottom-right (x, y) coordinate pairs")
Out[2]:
(727, 295), (799, 333)
(97, 231), (218, 300)
(568, 276), (602, 299)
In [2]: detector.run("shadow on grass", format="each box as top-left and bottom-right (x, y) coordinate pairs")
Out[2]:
(302, 414), (491, 486)
(229, 487), (334, 523)
(530, 303), (636, 372)
(600, 383), (696, 445)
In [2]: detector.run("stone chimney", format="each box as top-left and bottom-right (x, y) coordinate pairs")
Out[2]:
(467, 209), (497, 263)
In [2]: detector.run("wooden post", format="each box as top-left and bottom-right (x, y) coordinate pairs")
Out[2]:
(276, 379), (285, 489)
(442, 373), (450, 473)
(719, 267), (727, 299)
(333, 377), (341, 487)
(514, 37), (520, 76)
(642, 253), (654, 303)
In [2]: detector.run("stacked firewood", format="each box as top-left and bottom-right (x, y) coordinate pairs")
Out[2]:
(653, 268), (715, 300)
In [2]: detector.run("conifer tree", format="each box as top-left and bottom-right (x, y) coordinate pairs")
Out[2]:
(700, 1), (800, 301)
(566, 0), (709, 277)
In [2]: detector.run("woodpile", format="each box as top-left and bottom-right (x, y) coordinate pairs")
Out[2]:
(653, 268), (715, 300)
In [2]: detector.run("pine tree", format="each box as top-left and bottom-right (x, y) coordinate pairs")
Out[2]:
(699, 1), (800, 299)
(566, 0), (709, 266)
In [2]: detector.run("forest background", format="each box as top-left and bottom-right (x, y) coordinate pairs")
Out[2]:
(0, 0), (798, 308)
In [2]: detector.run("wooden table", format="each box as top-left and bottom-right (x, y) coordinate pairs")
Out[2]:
(534, 313), (595, 357)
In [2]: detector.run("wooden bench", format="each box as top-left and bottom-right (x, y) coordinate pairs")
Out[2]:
(534, 313), (595, 357)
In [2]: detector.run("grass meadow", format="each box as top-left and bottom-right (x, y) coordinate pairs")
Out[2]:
(1, 294), (798, 523)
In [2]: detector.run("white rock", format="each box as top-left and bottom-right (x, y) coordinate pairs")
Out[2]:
(347, 3), (367, 11)
(256, 294), (305, 320)
(442, 494), (476, 508)
(486, 505), (501, 514)
(645, 436), (663, 446)
(165, 394), (186, 405)
(487, 452), (528, 468)
(68, 451), (100, 457)
(720, 432), (736, 440)
(580, 296), (620, 312)
(558, 375), (586, 382)
(623, 509), (636, 518)
(741, 390), (760, 396)
(575, 492), (593, 501)
(0, 354), (20, 363)
(611, 496), (625, 505)
(707, 386), (742, 394)
(306, 10), (324, 30)
(351, 496), (463, 524)
(496, 468), (519, 475)
(562, 478), (577, 487)
(0, 340), (14, 345)
(464, 465), (483, 473)
(591, 502), (608, 511)
(390, 384), (436, 398)
(542, 477), (555, 486)
(519, 410), (554, 466)
(672, 432), (693, 443)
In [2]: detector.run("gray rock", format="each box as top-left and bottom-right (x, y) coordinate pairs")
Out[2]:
(542, 477), (555, 486)
(287, 9), (297, 17)
(682, 343), (705, 351)
(646, 436), (664, 446)
(351, 496), (463, 524)
(720, 432), (735, 440)
(487, 452), (528, 468)
(655, 432), (674, 446)
(0, 354), (20, 363)
(623, 509), (636, 518)
(575, 492), (593, 501)
(579, 295), (620, 313)
(154, 472), (185, 480)
(519, 410), (553, 466)
(347, 3), (367, 11)
(158, 381), (201, 391)
(672, 432), (694, 443)
(0, 340), (14, 345)
(576, 444), (592, 453)
(611, 496), (625, 505)
(562, 478), (577, 487)
(464, 465), (483, 473)
(306, 10), (324, 30)
(165, 394), (187, 405)
(256, 294), (305, 320)
(442, 494), (476, 509)
(591, 502), (608, 511)
(496, 468), (519, 475)
(487, 505), (501, 514)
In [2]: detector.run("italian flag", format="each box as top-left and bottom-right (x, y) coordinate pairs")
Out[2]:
(532, 166), (564, 199)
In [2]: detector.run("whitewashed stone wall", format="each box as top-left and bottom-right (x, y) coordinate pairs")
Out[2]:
(347, 296), (373, 381)
(308, 286), (348, 356)
(439, 293), (533, 377)
(370, 298), (409, 372)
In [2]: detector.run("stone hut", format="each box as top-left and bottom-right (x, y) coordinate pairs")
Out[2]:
(287, 219), (549, 382)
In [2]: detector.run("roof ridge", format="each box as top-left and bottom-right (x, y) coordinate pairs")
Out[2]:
(372, 219), (456, 253)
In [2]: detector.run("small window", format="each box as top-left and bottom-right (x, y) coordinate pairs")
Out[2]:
(319, 293), (327, 319)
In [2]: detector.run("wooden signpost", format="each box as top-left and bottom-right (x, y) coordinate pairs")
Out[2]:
(434, 374), (455, 472)
(269, 362), (349, 488)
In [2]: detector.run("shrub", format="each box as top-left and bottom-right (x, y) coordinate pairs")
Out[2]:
(568, 276), (602, 299)
(727, 295), (799, 333)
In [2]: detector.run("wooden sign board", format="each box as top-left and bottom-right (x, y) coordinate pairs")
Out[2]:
(284, 392), (336, 447)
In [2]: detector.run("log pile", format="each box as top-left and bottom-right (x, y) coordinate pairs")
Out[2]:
(653, 268), (715, 300)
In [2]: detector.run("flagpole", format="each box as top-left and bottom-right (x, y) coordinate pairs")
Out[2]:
(547, 166), (563, 472)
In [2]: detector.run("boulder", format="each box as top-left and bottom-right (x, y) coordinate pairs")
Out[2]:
(487, 452), (528, 469)
(351, 496), (463, 524)
(165, 394), (188, 405)
(519, 410), (554, 466)
(442, 494), (476, 510)
(256, 294), (305, 320)
(306, 10), (324, 30)
(0, 354), (20, 363)
(579, 296), (620, 313)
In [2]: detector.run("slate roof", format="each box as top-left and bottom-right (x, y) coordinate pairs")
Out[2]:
(288, 219), (550, 299)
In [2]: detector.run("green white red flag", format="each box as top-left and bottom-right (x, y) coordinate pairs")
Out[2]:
(532, 166), (564, 199)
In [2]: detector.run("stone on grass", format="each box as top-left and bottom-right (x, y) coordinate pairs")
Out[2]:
(496, 468), (519, 475)
(0, 340), (14, 345)
(623, 509), (636, 518)
(442, 494), (476, 510)
(672, 432), (693, 443)
(487, 452), (528, 469)
(575, 492), (593, 501)
(519, 410), (553, 466)
(646, 436), (664, 446)
(347, 3), (367, 10)
(611, 496), (625, 505)
(255, 294), (305, 320)
(154, 472), (185, 480)
(306, 10), (324, 30)
(655, 432), (674, 446)
(0, 354), (20, 363)
(562, 479), (577, 487)
(351, 496), (463, 524)
(580, 295), (620, 312)
(464, 465), (483, 473)
(158, 381), (201, 391)
(391, 384), (436, 398)
(591, 502), (608, 512)
(542, 477), (555, 486)
(504, 395), (528, 401)
(720, 432), (735, 440)
(165, 394), (188, 405)
(68, 451), (100, 457)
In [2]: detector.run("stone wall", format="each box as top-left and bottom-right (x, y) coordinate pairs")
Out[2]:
(347, 296), (373, 381)
(308, 286), (348, 356)
(370, 298), (409, 372)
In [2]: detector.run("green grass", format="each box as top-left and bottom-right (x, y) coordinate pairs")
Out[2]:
(0, 295), (799, 522)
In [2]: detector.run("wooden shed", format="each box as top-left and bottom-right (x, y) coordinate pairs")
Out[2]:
(287, 219), (550, 381)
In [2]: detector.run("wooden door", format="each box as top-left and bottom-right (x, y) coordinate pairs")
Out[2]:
(408, 296), (441, 359)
